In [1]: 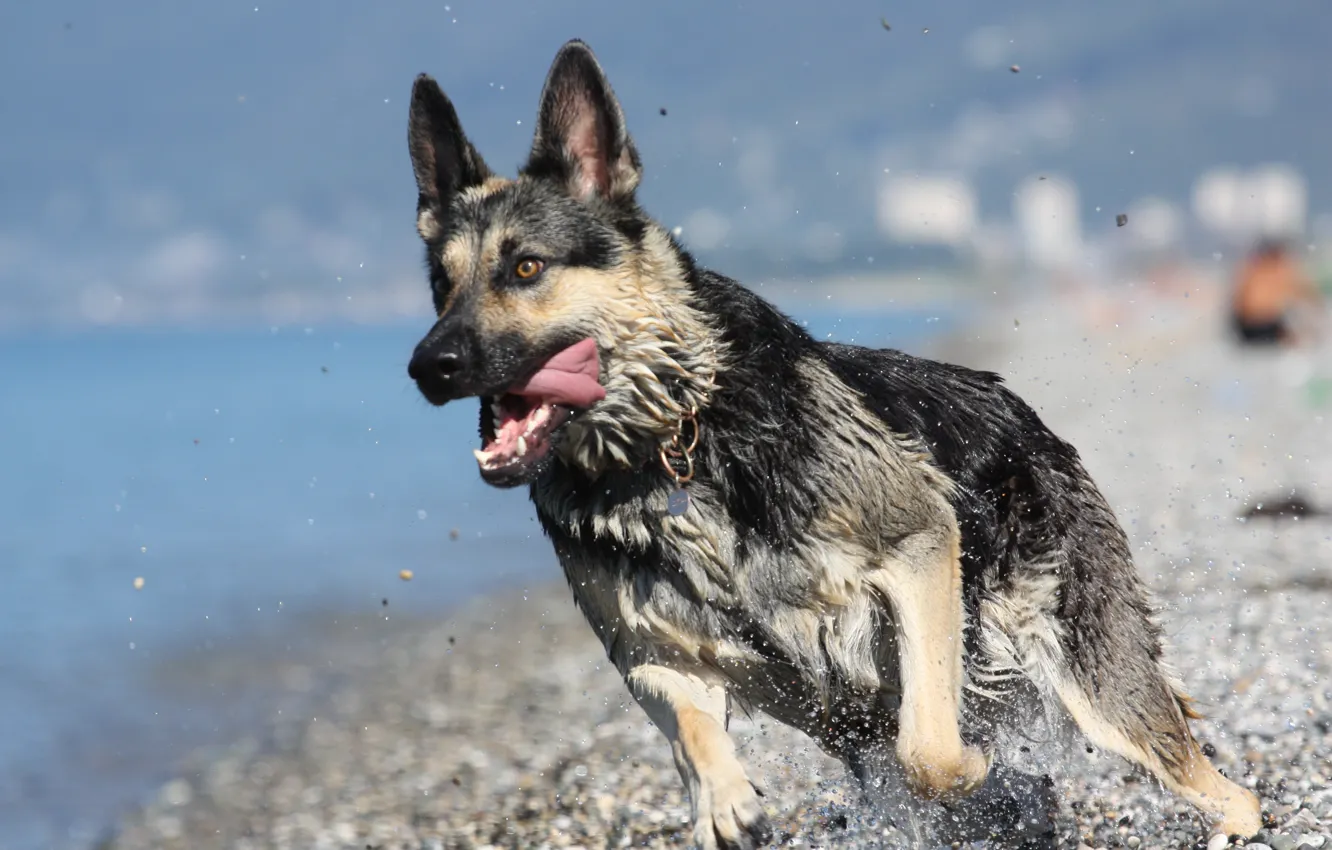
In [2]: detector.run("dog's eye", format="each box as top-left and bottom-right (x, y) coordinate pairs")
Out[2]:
(514, 258), (544, 280)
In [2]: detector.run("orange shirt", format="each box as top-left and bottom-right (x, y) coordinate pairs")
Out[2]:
(1232, 254), (1316, 324)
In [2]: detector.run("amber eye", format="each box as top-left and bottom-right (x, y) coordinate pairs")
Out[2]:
(514, 258), (544, 280)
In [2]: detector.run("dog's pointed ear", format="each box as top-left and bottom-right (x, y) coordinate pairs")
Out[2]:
(523, 40), (641, 203)
(408, 74), (492, 239)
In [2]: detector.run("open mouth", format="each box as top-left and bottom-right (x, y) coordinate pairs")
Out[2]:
(475, 394), (572, 481)
(472, 338), (605, 485)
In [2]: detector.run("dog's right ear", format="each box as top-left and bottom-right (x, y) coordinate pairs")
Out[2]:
(408, 74), (492, 240)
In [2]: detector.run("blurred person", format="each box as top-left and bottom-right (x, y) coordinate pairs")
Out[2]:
(1230, 239), (1325, 347)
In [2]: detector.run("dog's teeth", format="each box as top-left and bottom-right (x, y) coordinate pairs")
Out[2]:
(473, 448), (491, 463)
(516, 436), (527, 457)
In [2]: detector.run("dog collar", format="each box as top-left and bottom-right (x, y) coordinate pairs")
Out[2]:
(658, 372), (713, 517)
(660, 407), (700, 517)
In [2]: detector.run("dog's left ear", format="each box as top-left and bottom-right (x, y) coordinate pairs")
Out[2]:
(524, 40), (642, 203)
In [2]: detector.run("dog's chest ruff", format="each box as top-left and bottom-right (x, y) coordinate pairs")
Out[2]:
(535, 483), (929, 701)
(537, 481), (916, 731)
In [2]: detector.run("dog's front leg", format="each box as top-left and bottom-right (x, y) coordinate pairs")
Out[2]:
(874, 528), (989, 800)
(626, 664), (772, 850)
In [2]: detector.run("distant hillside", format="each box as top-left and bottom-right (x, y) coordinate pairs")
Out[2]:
(1, 0), (1328, 325)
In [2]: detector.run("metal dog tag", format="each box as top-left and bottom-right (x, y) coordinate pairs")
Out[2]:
(667, 488), (691, 517)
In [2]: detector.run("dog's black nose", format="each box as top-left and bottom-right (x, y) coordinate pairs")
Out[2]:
(431, 350), (463, 379)
(408, 350), (460, 382)
(404, 349), (463, 383)
(408, 341), (472, 403)
(409, 313), (480, 404)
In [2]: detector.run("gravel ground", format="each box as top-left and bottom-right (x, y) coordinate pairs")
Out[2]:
(105, 299), (1332, 849)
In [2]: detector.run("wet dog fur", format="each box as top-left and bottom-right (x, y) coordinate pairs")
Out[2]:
(404, 40), (1262, 849)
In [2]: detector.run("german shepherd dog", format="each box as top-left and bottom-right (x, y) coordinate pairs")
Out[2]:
(405, 40), (1261, 848)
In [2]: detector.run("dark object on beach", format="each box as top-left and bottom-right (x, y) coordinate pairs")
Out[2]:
(1240, 493), (1326, 521)
(447, 636), (455, 646)
(880, 18), (891, 31)
(382, 598), (388, 607)
(1010, 65), (1020, 73)
(659, 107), (667, 116)
(1116, 213), (1128, 227)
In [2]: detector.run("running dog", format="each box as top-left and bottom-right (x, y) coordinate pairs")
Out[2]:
(404, 39), (1262, 848)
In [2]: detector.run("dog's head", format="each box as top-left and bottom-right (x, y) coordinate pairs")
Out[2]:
(406, 40), (722, 488)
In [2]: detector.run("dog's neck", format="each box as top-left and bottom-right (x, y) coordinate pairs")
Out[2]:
(554, 229), (728, 480)
(556, 318), (723, 479)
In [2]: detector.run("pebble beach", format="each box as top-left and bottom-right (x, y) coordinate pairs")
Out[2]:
(103, 294), (1332, 850)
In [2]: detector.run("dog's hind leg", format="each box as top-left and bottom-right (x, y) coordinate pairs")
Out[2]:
(870, 528), (990, 800)
(993, 468), (1262, 837)
(626, 664), (772, 850)
(1049, 656), (1261, 838)
(1012, 555), (1263, 837)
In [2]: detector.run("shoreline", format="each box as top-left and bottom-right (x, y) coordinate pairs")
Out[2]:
(101, 576), (1332, 849)
(103, 300), (1332, 849)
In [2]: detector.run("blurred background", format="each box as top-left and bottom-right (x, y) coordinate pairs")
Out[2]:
(2, 1), (1329, 847)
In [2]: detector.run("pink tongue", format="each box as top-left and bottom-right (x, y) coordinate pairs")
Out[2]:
(509, 338), (606, 407)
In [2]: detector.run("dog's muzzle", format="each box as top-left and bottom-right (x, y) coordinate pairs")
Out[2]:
(408, 324), (478, 406)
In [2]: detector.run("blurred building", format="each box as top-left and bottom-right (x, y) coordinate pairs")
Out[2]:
(1012, 175), (1083, 271)
(876, 175), (978, 248)
(1193, 163), (1308, 243)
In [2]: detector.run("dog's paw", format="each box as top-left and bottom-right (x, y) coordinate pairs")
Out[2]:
(690, 773), (772, 850)
(899, 742), (990, 801)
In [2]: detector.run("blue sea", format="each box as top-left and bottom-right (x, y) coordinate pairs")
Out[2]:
(0, 304), (960, 849)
